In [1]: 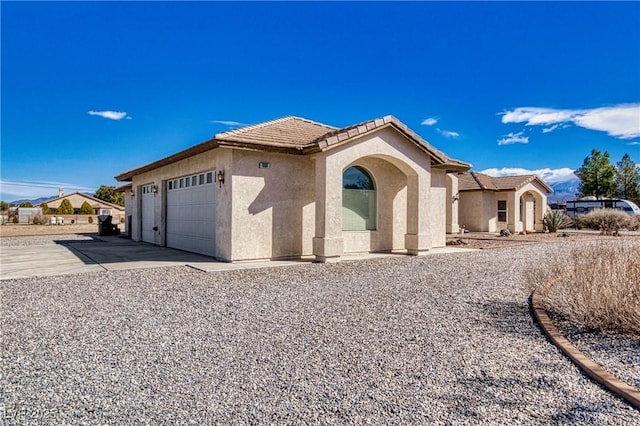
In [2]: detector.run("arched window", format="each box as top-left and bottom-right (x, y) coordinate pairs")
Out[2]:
(342, 166), (377, 230)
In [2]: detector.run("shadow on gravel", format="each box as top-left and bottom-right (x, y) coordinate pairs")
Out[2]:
(475, 299), (536, 338)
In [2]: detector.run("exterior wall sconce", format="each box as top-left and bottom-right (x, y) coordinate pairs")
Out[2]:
(452, 193), (459, 203)
(217, 170), (225, 188)
(130, 189), (135, 197)
(152, 184), (158, 195)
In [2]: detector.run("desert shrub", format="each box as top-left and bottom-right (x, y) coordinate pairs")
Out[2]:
(57, 199), (74, 215)
(12, 214), (19, 224)
(88, 216), (94, 224)
(41, 203), (50, 214)
(526, 240), (640, 335)
(499, 228), (511, 237)
(32, 213), (48, 225)
(574, 208), (631, 235)
(542, 210), (573, 233)
(627, 215), (640, 231)
(80, 201), (94, 215)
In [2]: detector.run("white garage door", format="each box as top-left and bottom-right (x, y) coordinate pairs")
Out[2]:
(140, 184), (155, 244)
(166, 171), (216, 257)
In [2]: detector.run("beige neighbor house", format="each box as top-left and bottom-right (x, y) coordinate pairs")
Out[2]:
(37, 190), (125, 220)
(457, 172), (552, 233)
(115, 116), (470, 262)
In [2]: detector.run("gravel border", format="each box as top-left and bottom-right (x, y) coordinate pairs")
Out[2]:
(2, 240), (639, 423)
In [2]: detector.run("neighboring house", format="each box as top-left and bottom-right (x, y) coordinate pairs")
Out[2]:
(115, 115), (470, 262)
(458, 172), (552, 233)
(37, 190), (125, 218)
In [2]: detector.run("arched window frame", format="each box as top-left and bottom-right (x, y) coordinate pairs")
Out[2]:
(342, 166), (377, 231)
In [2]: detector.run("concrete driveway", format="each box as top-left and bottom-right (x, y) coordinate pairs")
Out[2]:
(0, 234), (474, 280)
(0, 235), (311, 280)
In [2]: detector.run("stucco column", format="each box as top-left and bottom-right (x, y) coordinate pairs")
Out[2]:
(312, 155), (344, 262)
(405, 172), (432, 255)
(508, 192), (520, 233)
(446, 173), (460, 234)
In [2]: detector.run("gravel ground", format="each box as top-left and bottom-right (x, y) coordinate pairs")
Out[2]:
(1, 240), (639, 424)
(554, 318), (640, 390)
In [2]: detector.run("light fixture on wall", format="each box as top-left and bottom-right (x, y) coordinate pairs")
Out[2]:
(217, 170), (225, 188)
(152, 184), (158, 195)
(130, 189), (135, 197)
(452, 192), (459, 203)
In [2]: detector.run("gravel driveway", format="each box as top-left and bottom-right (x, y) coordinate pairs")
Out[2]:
(1, 241), (638, 424)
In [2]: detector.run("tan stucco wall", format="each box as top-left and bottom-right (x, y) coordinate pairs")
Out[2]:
(229, 149), (315, 260)
(459, 182), (549, 233)
(312, 126), (435, 261)
(430, 170), (447, 247)
(446, 173), (459, 234)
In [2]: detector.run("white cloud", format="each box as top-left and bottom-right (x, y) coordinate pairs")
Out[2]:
(501, 103), (640, 139)
(497, 131), (528, 145)
(480, 167), (579, 185)
(542, 124), (562, 133)
(88, 110), (130, 120)
(421, 117), (438, 126)
(211, 120), (246, 127)
(437, 128), (460, 138)
(0, 179), (95, 200)
(626, 141), (640, 146)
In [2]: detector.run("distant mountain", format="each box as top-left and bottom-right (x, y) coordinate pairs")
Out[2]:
(547, 180), (580, 202)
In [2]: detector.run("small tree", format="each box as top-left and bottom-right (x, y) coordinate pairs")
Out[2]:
(57, 199), (74, 215)
(41, 203), (51, 214)
(615, 153), (640, 204)
(0, 201), (8, 211)
(95, 185), (125, 207)
(575, 149), (617, 199)
(19, 201), (33, 208)
(80, 201), (94, 215)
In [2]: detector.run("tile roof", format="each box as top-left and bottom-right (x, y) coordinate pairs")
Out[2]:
(458, 172), (552, 193)
(215, 116), (336, 149)
(116, 115), (471, 181)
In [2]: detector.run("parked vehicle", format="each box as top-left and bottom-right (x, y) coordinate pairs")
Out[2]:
(551, 197), (640, 217)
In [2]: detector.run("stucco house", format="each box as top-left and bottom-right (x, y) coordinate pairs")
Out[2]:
(115, 115), (470, 262)
(37, 190), (125, 218)
(457, 172), (552, 233)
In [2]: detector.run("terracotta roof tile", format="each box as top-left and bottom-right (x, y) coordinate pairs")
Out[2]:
(214, 116), (336, 149)
(458, 172), (552, 193)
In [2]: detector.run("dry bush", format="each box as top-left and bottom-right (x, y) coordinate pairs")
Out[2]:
(526, 240), (640, 335)
(574, 208), (631, 235)
(628, 215), (640, 231)
(32, 213), (48, 225)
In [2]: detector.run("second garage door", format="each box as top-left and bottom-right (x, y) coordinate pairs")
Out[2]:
(166, 171), (216, 257)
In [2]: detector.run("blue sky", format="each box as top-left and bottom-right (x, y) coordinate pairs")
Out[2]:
(2, 1), (639, 201)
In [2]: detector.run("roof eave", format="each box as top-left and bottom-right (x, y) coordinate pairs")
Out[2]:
(115, 139), (219, 181)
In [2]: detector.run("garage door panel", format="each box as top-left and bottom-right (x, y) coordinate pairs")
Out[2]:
(166, 176), (216, 257)
(141, 184), (155, 244)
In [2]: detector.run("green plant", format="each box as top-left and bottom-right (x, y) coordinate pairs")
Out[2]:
(542, 210), (573, 233)
(526, 240), (640, 335)
(80, 201), (94, 215)
(574, 208), (630, 235)
(41, 203), (50, 214)
(12, 214), (19, 224)
(57, 199), (74, 215)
